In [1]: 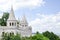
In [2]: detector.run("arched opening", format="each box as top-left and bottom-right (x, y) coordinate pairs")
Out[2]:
(10, 23), (11, 26)
(12, 23), (14, 26)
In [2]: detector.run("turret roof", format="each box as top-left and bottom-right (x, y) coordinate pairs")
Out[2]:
(8, 6), (16, 20)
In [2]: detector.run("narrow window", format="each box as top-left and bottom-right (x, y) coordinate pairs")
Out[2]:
(10, 23), (11, 26)
(12, 23), (14, 26)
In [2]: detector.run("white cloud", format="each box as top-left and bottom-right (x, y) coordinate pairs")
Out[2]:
(0, 0), (45, 11)
(29, 12), (60, 34)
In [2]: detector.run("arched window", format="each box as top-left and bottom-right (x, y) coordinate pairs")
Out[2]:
(10, 23), (11, 26)
(12, 23), (14, 26)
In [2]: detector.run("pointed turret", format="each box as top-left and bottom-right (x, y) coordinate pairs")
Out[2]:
(22, 15), (28, 23)
(7, 6), (17, 27)
(8, 6), (16, 20)
(21, 14), (28, 24)
(20, 14), (28, 27)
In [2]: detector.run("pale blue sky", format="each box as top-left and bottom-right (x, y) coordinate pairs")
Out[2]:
(14, 0), (60, 21)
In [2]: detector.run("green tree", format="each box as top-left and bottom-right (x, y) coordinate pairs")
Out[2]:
(26, 32), (49, 40)
(1, 32), (21, 40)
(1, 32), (9, 40)
(0, 19), (2, 26)
(42, 31), (60, 40)
(0, 12), (9, 26)
(14, 33), (21, 40)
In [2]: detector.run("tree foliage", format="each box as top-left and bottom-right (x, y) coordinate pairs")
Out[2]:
(0, 12), (9, 26)
(1, 32), (21, 40)
(42, 31), (60, 40)
(30, 32), (49, 40)
(1, 31), (60, 40)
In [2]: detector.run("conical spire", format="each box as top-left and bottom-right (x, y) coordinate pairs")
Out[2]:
(8, 6), (16, 20)
(22, 15), (27, 22)
(21, 14), (28, 24)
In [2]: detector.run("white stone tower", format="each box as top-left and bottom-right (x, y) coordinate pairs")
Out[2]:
(19, 15), (28, 27)
(7, 6), (17, 27)
(19, 15), (32, 36)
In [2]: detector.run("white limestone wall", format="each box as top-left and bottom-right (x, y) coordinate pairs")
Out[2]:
(18, 26), (32, 37)
(0, 25), (32, 38)
(0, 26), (18, 38)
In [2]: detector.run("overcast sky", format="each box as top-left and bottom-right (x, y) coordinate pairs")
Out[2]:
(0, 0), (60, 35)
